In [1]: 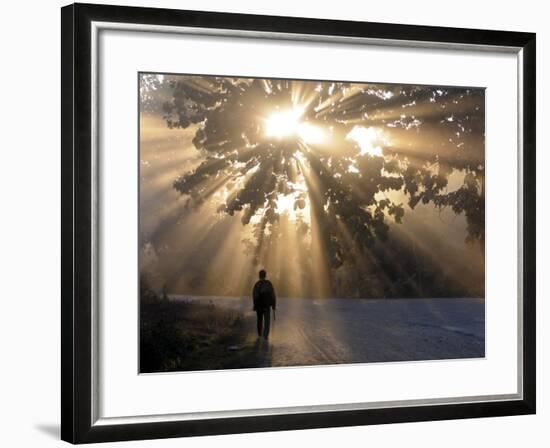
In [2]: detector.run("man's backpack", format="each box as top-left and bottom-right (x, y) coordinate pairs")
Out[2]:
(257, 280), (273, 307)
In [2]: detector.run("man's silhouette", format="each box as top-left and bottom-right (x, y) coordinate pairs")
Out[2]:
(252, 270), (276, 340)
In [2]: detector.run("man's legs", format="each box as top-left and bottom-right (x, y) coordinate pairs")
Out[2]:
(262, 308), (271, 339)
(256, 310), (263, 337)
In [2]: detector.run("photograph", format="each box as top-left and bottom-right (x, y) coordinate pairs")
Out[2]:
(138, 73), (486, 373)
(56, 1), (537, 443)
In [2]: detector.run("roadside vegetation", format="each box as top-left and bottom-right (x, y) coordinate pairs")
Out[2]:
(140, 276), (265, 372)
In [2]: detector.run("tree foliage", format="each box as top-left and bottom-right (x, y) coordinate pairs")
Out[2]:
(143, 74), (485, 297)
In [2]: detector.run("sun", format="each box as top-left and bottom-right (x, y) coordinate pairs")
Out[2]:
(264, 107), (303, 138)
(264, 107), (326, 144)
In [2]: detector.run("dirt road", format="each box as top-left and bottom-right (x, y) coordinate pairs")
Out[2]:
(177, 296), (485, 367)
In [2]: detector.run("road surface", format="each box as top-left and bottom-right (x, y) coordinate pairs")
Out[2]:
(174, 296), (485, 367)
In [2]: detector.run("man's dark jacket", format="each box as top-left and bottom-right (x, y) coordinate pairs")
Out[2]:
(252, 279), (276, 310)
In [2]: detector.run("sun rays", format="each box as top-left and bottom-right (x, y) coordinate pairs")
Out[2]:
(139, 74), (485, 299)
(346, 126), (389, 157)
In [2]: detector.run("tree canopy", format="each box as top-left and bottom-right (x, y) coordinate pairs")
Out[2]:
(140, 74), (485, 298)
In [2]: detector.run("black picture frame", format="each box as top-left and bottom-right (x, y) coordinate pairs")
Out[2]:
(61, 2), (536, 444)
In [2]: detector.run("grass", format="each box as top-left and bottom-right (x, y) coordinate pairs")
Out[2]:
(140, 297), (266, 373)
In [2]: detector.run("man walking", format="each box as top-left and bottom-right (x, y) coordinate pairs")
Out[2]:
(252, 269), (276, 340)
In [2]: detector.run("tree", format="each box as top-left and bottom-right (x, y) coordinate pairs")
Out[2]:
(143, 74), (485, 297)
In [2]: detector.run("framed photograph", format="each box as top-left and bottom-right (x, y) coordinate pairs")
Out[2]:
(61, 2), (536, 443)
